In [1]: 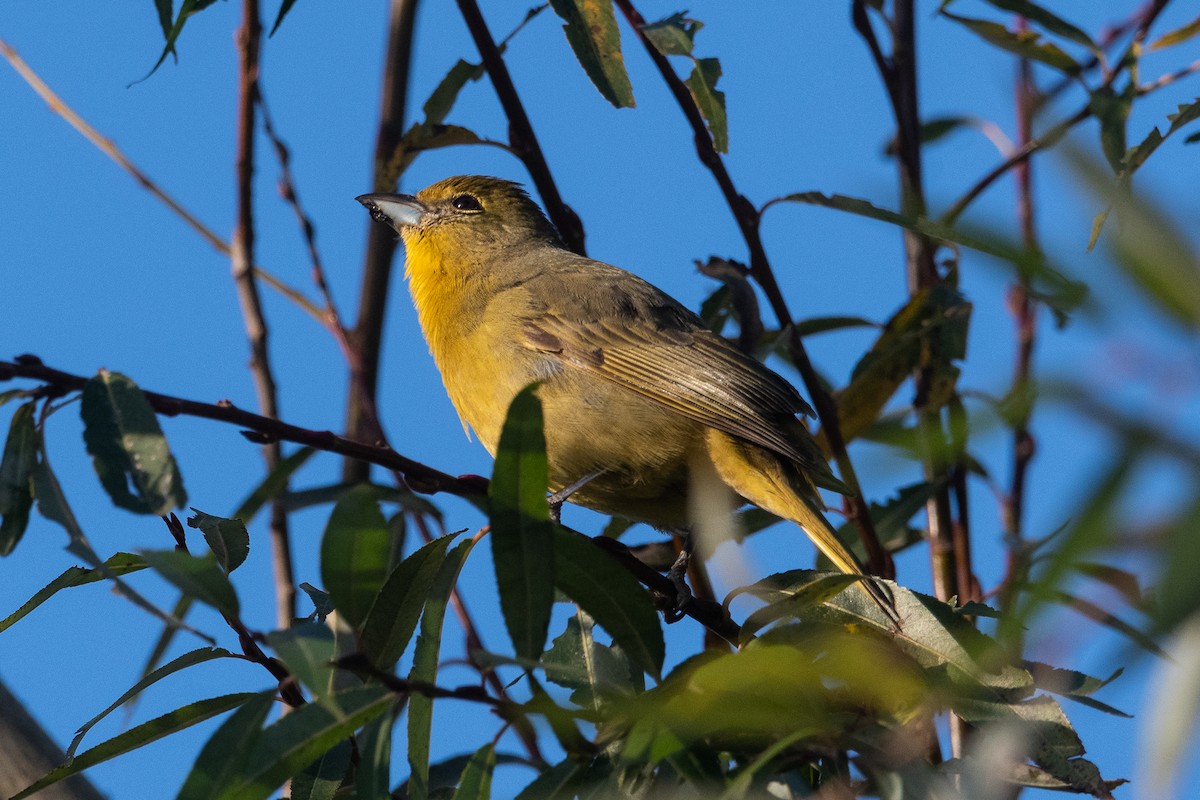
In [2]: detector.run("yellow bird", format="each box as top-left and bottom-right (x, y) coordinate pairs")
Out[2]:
(358, 176), (893, 619)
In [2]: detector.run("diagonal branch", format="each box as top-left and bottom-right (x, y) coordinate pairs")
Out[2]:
(454, 0), (586, 255)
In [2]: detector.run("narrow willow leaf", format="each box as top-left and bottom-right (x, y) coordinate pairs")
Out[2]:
(552, 527), (664, 679)
(188, 510), (250, 573)
(216, 686), (394, 800)
(490, 384), (555, 661)
(407, 538), (476, 800)
(142, 549), (240, 617)
(0, 401), (38, 555)
(450, 744), (496, 800)
(981, 0), (1097, 52)
(1090, 87), (1132, 172)
(68, 646), (236, 758)
(941, 11), (1080, 74)
(356, 711), (394, 800)
(883, 116), (973, 156)
(386, 123), (492, 185)
(81, 370), (186, 516)
(360, 532), (460, 670)
(290, 739), (352, 800)
(740, 574), (864, 643)
(269, 0), (299, 37)
(176, 691), (276, 800)
(152, 0), (173, 39)
(1150, 13), (1200, 50)
(233, 446), (314, 522)
(641, 12), (703, 56)
(267, 622), (336, 700)
(138, 0), (212, 82)
(320, 484), (391, 629)
(685, 57), (727, 153)
(424, 60), (483, 125)
(11, 693), (259, 800)
(0, 552), (146, 634)
(548, 0), (635, 108)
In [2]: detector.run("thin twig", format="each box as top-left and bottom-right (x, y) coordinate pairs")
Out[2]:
(0, 356), (487, 501)
(614, 0), (890, 576)
(232, 0), (295, 628)
(0, 36), (324, 324)
(454, 0), (586, 255)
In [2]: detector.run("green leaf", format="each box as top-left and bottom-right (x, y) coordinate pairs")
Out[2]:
(290, 739), (352, 800)
(883, 116), (973, 156)
(267, 622), (336, 700)
(941, 11), (1080, 74)
(141, 549), (240, 617)
(0, 551), (146, 634)
(177, 691), (276, 800)
(685, 57), (727, 153)
(450, 743), (496, 800)
(542, 612), (641, 710)
(233, 446), (314, 522)
(138, 0), (219, 82)
(980, 0), (1097, 52)
(269, 0), (299, 37)
(739, 573), (864, 642)
(300, 582), (334, 621)
(1150, 13), (1200, 50)
(152, 0), (173, 39)
(68, 646), (236, 758)
(188, 510), (249, 573)
(12, 693), (259, 800)
(385, 123), (493, 186)
(355, 712), (394, 800)
(320, 484), (391, 629)
(407, 538), (476, 800)
(548, 0), (635, 108)
(552, 527), (665, 680)
(0, 401), (38, 555)
(423, 60), (484, 126)
(514, 757), (614, 800)
(216, 686), (394, 800)
(490, 384), (555, 661)
(81, 370), (186, 516)
(1024, 661), (1129, 717)
(641, 12), (703, 56)
(1090, 87), (1133, 172)
(794, 315), (878, 337)
(359, 532), (460, 670)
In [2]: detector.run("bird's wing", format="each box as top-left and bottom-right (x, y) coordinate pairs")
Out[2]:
(517, 262), (826, 471)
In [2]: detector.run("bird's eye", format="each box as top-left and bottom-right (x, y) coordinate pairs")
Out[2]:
(451, 194), (483, 212)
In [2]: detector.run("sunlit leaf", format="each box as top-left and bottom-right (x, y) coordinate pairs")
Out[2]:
(1150, 13), (1200, 50)
(941, 11), (1080, 74)
(549, 0), (635, 108)
(320, 484), (391, 629)
(490, 384), (555, 661)
(81, 370), (186, 515)
(981, 0), (1097, 52)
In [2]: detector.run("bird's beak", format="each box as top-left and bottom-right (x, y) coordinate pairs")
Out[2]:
(356, 193), (428, 229)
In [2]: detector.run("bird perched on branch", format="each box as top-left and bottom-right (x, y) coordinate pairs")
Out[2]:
(358, 175), (894, 620)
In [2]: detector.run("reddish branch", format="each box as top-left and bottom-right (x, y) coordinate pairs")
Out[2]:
(454, 0), (586, 256)
(614, 0), (890, 578)
(0, 356), (485, 501)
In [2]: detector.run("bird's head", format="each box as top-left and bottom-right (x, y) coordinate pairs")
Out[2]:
(357, 175), (562, 252)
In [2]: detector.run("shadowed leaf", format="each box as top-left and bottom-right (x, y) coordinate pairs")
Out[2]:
(685, 57), (727, 153)
(0, 551), (146, 634)
(177, 691), (276, 800)
(490, 384), (555, 661)
(0, 401), (37, 555)
(188, 510), (249, 573)
(141, 549), (240, 617)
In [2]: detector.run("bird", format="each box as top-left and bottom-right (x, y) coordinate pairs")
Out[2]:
(357, 175), (895, 621)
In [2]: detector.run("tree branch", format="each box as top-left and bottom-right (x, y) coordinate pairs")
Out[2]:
(614, 0), (890, 576)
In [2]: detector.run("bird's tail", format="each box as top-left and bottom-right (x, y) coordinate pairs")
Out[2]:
(704, 429), (898, 625)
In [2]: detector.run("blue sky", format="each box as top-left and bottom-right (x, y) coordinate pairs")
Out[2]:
(2, 1), (1198, 797)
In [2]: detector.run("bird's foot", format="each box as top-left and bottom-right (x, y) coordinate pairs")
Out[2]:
(663, 549), (693, 622)
(547, 470), (605, 524)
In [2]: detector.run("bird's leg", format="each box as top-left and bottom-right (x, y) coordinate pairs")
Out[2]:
(662, 531), (694, 622)
(547, 470), (605, 525)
